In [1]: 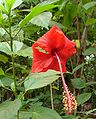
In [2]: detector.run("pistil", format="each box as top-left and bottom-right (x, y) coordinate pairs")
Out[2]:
(55, 52), (77, 114)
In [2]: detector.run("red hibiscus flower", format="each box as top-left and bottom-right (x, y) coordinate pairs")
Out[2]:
(32, 25), (76, 73)
(31, 26), (77, 114)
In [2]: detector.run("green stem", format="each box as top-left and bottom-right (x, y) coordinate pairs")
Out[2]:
(50, 84), (54, 110)
(17, 111), (19, 119)
(12, 54), (17, 96)
(8, 13), (19, 118)
(8, 13), (17, 96)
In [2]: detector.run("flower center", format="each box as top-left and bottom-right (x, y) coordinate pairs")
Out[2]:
(52, 49), (58, 56)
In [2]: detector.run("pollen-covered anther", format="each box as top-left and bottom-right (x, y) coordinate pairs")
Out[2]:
(62, 90), (77, 113)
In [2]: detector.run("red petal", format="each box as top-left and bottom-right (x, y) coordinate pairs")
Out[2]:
(31, 44), (53, 72)
(34, 26), (66, 53)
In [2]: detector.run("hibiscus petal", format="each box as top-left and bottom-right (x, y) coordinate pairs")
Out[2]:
(34, 26), (66, 53)
(46, 56), (67, 72)
(32, 44), (53, 72)
(58, 38), (76, 60)
(42, 26), (66, 50)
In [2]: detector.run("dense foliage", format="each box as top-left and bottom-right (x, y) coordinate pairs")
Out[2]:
(0, 0), (96, 119)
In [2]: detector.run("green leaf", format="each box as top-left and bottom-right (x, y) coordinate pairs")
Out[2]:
(11, 82), (15, 92)
(0, 68), (4, 75)
(63, 3), (78, 27)
(83, 2), (96, 10)
(62, 115), (74, 119)
(19, 105), (62, 119)
(0, 28), (6, 36)
(20, 0), (59, 27)
(71, 78), (86, 89)
(13, 41), (23, 53)
(86, 82), (96, 86)
(72, 63), (85, 74)
(0, 99), (21, 119)
(0, 76), (13, 87)
(0, 42), (12, 55)
(93, 90), (96, 95)
(0, 54), (8, 63)
(31, 105), (62, 119)
(0, 41), (23, 55)
(17, 47), (32, 58)
(77, 93), (91, 106)
(19, 111), (32, 119)
(59, 0), (68, 11)
(0, 41), (32, 58)
(86, 108), (96, 115)
(5, 0), (16, 12)
(0, 13), (3, 25)
(0, 4), (8, 14)
(30, 12), (52, 29)
(86, 18), (96, 25)
(49, 21), (67, 30)
(84, 47), (96, 56)
(12, 0), (22, 9)
(24, 70), (60, 91)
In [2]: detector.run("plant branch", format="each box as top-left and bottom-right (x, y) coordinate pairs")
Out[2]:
(50, 83), (54, 110)
(8, 13), (17, 96)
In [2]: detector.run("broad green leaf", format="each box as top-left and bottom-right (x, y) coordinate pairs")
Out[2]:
(0, 41), (32, 57)
(5, 0), (15, 12)
(17, 47), (32, 58)
(83, 2), (96, 10)
(19, 104), (62, 119)
(0, 28), (6, 36)
(0, 68), (4, 75)
(24, 70), (60, 91)
(49, 21), (67, 30)
(30, 12), (52, 29)
(72, 63), (85, 74)
(11, 82), (15, 92)
(0, 41), (23, 55)
(0, 99), (21, 119)
(77, 93), (91, 106)
(71, 78), (86, 89)
(19, 105), (62, 119)
(19, 111), (32, 119)
(12, 0), (22, 9)
(0, 54), (8, 63)
(0, 42), (12, 55)
(86, 18), (96, 25)
(0, 76), (13, 87)
(13, 41), (23, 52)
(31, 105), (62, 119)
(20, 0), (59, 27)
(84, 47), (96, 56)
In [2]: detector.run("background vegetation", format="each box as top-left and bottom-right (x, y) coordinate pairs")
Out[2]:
(0, 0), (96, 119)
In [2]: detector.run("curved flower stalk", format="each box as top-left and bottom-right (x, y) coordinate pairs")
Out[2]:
(31, 26), (77, 114)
